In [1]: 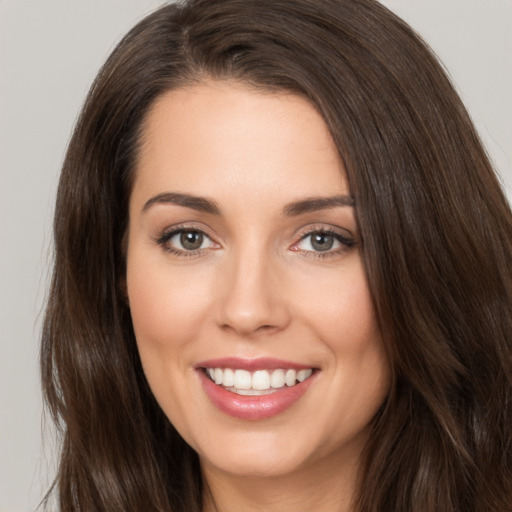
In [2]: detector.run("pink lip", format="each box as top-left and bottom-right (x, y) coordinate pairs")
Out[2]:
(195, 358), (318, 421)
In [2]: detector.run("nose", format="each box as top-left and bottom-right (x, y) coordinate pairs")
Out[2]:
(215, 247), (290, 337)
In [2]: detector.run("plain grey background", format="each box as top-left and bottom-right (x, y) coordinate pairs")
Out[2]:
(0, 1), (510, 511)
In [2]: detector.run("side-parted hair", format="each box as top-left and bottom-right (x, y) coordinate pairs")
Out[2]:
(41, 1), (512, 510)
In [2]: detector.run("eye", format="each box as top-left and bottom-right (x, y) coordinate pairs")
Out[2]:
(300, 232), (339, 252)
(175, 230), (207, 251)
(291, 228), (355, 257)
(156, 228), (218, 255)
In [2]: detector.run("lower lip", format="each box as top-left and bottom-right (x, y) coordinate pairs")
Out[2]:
(198, 370), (316, 421)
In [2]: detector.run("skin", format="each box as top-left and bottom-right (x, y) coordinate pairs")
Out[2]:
(126, 80), (390, 512)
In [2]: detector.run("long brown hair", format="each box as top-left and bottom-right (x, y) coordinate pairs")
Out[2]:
(41, 1), (512, 510)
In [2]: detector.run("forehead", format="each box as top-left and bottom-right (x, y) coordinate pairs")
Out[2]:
(132, 80), (347, 210)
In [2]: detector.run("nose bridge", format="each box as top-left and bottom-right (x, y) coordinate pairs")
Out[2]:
(216, 237), (288, 335)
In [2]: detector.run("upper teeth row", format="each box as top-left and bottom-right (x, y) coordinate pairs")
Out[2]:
(206, 368), (313, 390)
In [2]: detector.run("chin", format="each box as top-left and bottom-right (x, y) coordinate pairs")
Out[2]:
(199, 440), (314, 479)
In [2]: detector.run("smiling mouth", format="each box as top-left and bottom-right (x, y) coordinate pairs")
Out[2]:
(204, 367), (314, 396)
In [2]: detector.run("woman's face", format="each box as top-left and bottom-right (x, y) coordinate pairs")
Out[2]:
(126, 81), (390, 480)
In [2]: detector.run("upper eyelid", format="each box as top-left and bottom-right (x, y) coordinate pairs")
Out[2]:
(154, 223), (355, 249)
(156, 223), (218, 241)
(155, 226), (219, 256)
(290, 226), (357, 254)
(294, 224), (354, 240)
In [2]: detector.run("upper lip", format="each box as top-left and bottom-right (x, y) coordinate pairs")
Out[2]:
(195, 357), (316, 371)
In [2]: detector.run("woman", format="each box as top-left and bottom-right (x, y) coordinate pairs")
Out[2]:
(41, 0), (512, 511)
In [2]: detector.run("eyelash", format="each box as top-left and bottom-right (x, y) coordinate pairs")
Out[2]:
(291, 226), (356, 260)
(155, 225), (355, 259)
(155, 225), (218, 258)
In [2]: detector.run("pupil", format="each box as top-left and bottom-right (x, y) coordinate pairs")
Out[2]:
(180, 231), (203, 250)
(311, 233), (333, 251)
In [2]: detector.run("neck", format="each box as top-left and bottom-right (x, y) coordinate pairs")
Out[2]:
(201, 449), (361, 512)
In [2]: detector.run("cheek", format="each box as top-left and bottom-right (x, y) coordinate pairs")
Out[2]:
(331, 279), (387, 384)
(299, 264), (380, 353)
(322, 277), (389, 426)
(126, 248), (212, 361)
(302, 263), (389, 399)
(125, 248), (215, 424)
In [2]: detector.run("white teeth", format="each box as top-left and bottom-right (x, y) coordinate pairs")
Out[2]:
(223, 368), (234, 387)
(285, 369), (296, 387)
(205, 367), (314, 392)
(297, 369), (313, 382)
(234, 388), (274, 396)
(252, 370), (271, 390)
(270, 369), (285, 388)
(233, 369), (252, 390)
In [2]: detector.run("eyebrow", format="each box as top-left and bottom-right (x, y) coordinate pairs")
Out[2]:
(283, 195), (355, 216)
(142, 192), (221, 215)
(141, 192), (354, 216)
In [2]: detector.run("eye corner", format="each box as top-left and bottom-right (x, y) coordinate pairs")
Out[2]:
(288, 242), (301, 253)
